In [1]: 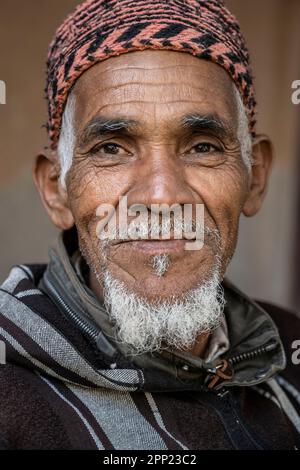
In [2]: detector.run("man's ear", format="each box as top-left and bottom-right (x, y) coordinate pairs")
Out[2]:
(242, 135), (274, 217)
(33, 151), (74, 230)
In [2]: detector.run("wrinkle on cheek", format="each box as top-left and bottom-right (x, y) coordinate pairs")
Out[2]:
(106, 245), (138, 283)
(198, 158), (247, 269)
(225, 162), (249, 204)
(68, 160), (103, 202)
(115, 263), (138, 283)
(215, 177), (246, 219)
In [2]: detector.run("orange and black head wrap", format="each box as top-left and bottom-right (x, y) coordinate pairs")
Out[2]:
(46, 0), (256, 149)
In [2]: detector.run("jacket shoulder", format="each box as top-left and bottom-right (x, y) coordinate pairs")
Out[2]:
(257, 300), (300, 346)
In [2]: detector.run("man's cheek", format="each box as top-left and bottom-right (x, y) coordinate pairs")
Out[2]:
(215, 176), (247, 224)
(207, 200), (241, 261)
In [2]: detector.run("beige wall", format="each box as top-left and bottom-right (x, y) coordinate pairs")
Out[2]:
(226, 0), (300, 310)
(0, 0), (299, 311)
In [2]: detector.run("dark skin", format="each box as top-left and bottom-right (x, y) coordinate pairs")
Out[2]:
(34, 50), (274, 357)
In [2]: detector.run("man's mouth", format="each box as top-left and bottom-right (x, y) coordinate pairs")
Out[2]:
(111, 238), (190, 254)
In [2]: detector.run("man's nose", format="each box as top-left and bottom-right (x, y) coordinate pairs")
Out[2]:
(126, 151), (196, 208)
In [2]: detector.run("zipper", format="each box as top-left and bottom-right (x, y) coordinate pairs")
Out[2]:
(227, 340), (278, 366)
(43, 275), (120, 361)
(206, 341), (279, 389)
(43, 275), (100, 342)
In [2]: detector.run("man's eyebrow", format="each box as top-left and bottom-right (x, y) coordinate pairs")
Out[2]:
(181, 113), (234, 139)
(78, 116), (140, 147)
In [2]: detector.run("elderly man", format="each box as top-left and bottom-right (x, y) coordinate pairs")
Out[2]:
(0, 0), (299, 451)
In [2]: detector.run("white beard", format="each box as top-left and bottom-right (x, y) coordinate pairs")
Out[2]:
(101, 263), (225, 356)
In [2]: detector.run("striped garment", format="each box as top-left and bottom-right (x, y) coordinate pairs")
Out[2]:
(0, 263), (300, 450)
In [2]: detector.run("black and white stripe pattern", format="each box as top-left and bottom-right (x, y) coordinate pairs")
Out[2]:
(1, 263), (300, 449)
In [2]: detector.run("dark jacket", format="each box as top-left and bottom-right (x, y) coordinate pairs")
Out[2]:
(0, 235), (300, 450)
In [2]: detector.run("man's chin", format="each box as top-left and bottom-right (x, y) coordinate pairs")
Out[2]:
(103, 271), (217, 305)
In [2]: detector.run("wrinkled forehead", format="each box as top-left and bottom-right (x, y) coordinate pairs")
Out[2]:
(71, 50), (241, 136)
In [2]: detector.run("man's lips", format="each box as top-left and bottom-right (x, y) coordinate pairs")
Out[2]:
(110, 238), (190, 254)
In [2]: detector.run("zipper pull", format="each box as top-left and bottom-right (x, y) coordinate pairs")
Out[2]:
(206, 359), (234, 390)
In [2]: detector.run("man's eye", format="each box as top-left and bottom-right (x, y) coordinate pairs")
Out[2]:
(91, 142), (125, 156)
(191, 143), (218, 154)
(99, 143), (120, 154)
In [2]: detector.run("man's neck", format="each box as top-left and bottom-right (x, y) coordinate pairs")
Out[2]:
(182, 333), (211, 357)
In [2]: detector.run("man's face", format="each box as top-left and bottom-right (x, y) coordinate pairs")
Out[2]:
(65, 50), (249, 301)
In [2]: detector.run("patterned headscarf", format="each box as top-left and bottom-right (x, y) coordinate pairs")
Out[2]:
(46, 0), (256, 149)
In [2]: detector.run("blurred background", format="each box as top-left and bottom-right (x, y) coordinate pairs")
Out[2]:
(0, 0), (299, 313)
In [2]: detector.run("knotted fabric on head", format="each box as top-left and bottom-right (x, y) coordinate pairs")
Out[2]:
(46, 0), (256, 149)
